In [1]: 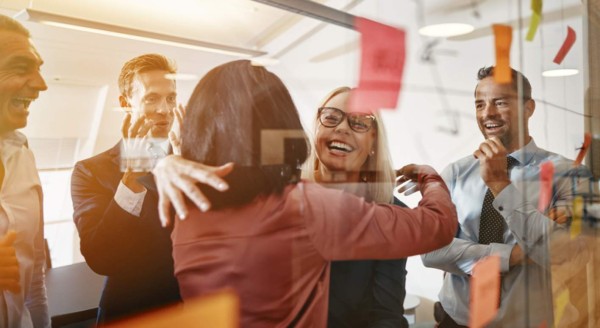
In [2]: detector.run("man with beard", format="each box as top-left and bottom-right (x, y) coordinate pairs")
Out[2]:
(422, 66), (589, 327)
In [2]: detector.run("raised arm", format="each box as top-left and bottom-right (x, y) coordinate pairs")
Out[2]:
(307, 164), (458, 260)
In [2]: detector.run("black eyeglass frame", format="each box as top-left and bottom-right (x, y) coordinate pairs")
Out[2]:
(317, 107), (376, 133)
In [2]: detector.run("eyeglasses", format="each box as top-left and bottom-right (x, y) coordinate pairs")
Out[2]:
(317, 107), (376, 133)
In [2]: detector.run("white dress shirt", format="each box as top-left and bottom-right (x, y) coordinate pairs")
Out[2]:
(114, 139), (169, 216)
(0, 131), (50, 328)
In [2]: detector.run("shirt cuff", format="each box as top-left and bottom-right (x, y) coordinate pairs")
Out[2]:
(115, 181), (147, 217)
(492, 183), (522, 217)
(489, 242), (514, 273)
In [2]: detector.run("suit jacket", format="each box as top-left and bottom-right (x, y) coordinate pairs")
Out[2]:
(71, 142), (180, 323)
(327, 197), (409, 328)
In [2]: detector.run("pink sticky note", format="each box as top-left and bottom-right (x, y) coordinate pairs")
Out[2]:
(553, 26), (576, 64)
(470, 255), (501, 328)
(349, 17), (406, 113)
(537, 161), (555, 212)
(574, 133), (592, 166)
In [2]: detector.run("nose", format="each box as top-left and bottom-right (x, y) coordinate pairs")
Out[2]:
(482, 102), (498, 117)
(155, 99), (171, 114)
(333, 117), (351, 134)
(30, 71), (48, 92)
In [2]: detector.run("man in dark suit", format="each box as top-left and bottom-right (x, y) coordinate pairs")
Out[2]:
(71, 54), (181, 324)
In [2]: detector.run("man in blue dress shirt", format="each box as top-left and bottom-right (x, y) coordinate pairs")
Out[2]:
(422, 66), (590, 327)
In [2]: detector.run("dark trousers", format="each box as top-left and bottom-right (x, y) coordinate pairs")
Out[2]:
(434, 302), (469, 328)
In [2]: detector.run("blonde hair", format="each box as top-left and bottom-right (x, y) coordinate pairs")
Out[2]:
(302, 87), (395, 204)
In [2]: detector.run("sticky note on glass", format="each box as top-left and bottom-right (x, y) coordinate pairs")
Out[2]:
(107, 289), (239, 328)
(526, 0), (543, 41)
(554, 289), (570, 326)
(537, 161), (554, 212)
(470, 255), (501, 328)
(574, 133), (592, 167)
(571, 195), (583, 239)
(493, 24), (513, 84)
(349, 17), (406, 113)
(553, 26), (576, 64)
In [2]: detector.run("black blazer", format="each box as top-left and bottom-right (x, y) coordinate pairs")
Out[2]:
(327, 197), (409, 328)
(71, 142), (180, 323)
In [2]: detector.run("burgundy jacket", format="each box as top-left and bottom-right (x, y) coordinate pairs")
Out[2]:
(172, 174), (457, 327)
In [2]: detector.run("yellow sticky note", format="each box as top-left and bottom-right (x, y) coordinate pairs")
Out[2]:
(570, 196), (583, 239)
(526, 0), (543, 41)
(554, 289), (570, 326)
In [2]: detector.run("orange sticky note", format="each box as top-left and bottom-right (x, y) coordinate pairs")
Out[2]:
(107, 289), (239, 328)
(470, 255), (501, 328)
(574, 133), (592, 167)
(553, 26), (576, 64)
(493, 24), (513, 84)
(537, 161), (554, 212)
(349, 17), (406, 113)
(526, 0), (543, 41)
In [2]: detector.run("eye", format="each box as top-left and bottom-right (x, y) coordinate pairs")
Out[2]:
(144, 95), (158, 104)
(475, 103), (484, 111)
(12, 64), (30, 74)
(167, 95), (177, 103)
(495, 100), (509, 107)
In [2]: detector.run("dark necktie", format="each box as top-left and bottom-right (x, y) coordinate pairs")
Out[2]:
(478, 156), (519, 245)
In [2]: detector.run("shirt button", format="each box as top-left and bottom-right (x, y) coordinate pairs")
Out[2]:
(498, 206), (504, 211)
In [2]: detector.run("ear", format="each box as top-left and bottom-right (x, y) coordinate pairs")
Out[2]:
(525, 98), (535, 118)
(119, 95), (130, 109)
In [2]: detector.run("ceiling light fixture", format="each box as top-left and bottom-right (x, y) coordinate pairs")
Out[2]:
(542, 68), (579, 77)
(251, 0), (355, 30)
(418, 23), (475, 37)
(14, 9), (266, 58)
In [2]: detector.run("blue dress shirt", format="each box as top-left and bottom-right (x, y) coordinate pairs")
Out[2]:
(422, 139), (590, 327)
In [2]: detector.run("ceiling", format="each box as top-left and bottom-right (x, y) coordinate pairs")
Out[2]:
(0, 0), (588, 170)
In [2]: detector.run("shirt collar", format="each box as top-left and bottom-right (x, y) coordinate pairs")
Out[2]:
(0, 131), (28, 161)
(508, 138), (538, 166)
(0, 130), (28, 148)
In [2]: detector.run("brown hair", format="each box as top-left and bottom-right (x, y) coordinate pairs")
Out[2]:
(181, 60), (310, 208)
(476, 66), (532, 100)
(118, 53), (176, 98)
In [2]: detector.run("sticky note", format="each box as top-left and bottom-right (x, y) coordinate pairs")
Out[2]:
(574, 133), (592, 167)
(526, 0), (543, 41)
(493, 24), (513, 84)
(554, 289), (570, 326)
(537, 161), (554, 212)
(553, 26), (576, 64)
(470, 255), (501, 328)
(570, 195), (583, 239)
(107, 289), (239, 328)
(349, 17), (406, 113)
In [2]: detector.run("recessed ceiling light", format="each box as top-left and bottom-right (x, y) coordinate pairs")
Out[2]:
(164, 73), (198, 80)
(542, 69), (579, 77)
(418, 23), (475, 37)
